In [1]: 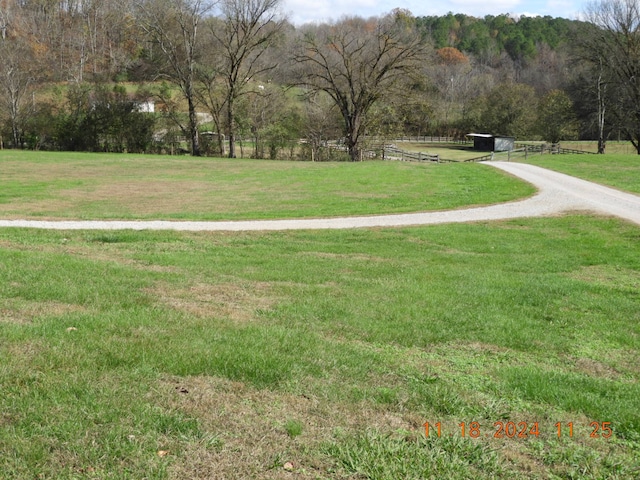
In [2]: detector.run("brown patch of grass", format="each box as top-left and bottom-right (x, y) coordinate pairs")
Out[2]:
(0, 157), (270, 219)
(0, 300), (88, 324)
(0, 308), (31, 325)
(567, 265), (640, 290)
(573, 357), (622, 380)
(162, 374), (609, 480)
(61, 243), (181, 274)
(63, 180), (221, 215)
(0, 198), (77, 219)
(0, 240), (20, 249)
(3, 340), (43, 361)
(147, 281), (279, 322)
(0, 238), (181, 274)
(300, 251), (389, 263)
(489, 439), (547, 476)
(161, 375), (421, 479)
(464, 342), (512, 354)
(598, 349), (640, 377)
(0, 180), (222, 219)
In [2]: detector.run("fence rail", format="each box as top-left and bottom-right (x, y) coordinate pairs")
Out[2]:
(466, 147), (534, 162)
(514, 143), (596, 155)
(391, 136), (462, 143)
(383, 146), (439, 162)
(380, 142), (596, 164)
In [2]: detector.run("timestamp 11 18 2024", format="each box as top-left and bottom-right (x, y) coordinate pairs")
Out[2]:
(423, 421), (613, 439)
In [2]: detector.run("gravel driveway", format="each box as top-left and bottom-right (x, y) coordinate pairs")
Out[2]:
(0, 162), (638, 231)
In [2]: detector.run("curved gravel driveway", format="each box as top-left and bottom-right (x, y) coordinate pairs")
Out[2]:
(0, 162), (638, 231)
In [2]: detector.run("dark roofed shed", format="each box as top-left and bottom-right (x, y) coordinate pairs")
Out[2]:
(467, 134), (515, 152)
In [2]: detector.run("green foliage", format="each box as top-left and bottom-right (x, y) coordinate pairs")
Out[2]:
(261, 106), (303, 160)
(22, 103), (58, 150)
(473, 83), (538, 138)
(399, 97), (435, 136)
(536, 90), (579, 143)
(53, 83), (157, 153)
(416, 13), (574, 61)
(324, 430), (506, 478)
(368, 102), (404, 140)
(0, 5), (631, 155)
(284, 420), (304, 438)
(501, 368), (639, 440)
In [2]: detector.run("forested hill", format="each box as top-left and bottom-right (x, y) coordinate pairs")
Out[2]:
(416, 14), (583, 62)
(2, 0), (638, 156)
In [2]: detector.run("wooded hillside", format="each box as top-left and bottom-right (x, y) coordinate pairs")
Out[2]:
(1, 0), (638, 157)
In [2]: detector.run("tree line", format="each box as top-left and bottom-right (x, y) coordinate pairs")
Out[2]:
(1, 0), (639, 159)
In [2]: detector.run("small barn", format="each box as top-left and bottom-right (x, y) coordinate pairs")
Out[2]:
(467, 133), (515, 152)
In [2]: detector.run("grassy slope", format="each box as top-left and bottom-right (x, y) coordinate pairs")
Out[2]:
(0, 151), (533, 221)
(521, 154), (640, 194)
(0, 153), (638, 478)
(558, 141), (639, 155)
(397, 142), (484, 162)
(1, 222), (638, 478)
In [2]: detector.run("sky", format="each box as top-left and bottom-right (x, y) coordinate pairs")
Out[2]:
(282, 0), (587, 26)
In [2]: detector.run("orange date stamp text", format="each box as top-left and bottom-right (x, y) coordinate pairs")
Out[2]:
(423, 421), (613, 439)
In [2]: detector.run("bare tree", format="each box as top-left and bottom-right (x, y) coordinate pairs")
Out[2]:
(200, 0), (285, 158)
(0, 6), (36, 148)
(301, 91), (342, 161)
(0, 1), (11, 40)
(77, 0), (136, 79)
(137, 0), (217, 156)
(583, 0), (640, 153)
(595, 60), (609, 153)
(194, 69), (227, 155)
(0, 46), (34, 147)
(293, 13), (428, 161)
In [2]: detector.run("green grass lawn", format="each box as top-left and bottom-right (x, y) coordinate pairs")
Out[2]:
(398, 142), (484, 162)
(520, 153), (640, 194)
(558, 141), (639, 155)
(0, 153), (638, 479)
(0, 150), (534, 221)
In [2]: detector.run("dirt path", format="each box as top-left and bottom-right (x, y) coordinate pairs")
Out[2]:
(0, 162), (638, 231)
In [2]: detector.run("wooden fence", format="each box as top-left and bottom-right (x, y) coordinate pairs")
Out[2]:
(513, 143), (596, 155)
(465, 144), (596, 162)
(392, 136), (461, 143)
(383, 146), (439, 162)
(382, 142), (596, 164)
(465, 147), (538, 162)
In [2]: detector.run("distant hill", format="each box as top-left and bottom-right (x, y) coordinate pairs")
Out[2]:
(416, 14), (587, 63)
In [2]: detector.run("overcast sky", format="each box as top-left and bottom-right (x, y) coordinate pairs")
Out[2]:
(282, 0), (586, 25)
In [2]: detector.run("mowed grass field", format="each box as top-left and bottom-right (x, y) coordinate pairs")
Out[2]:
(0, 151), (534, 220)
(521, 153), (640, 195)
(0, 151), (639, 479)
